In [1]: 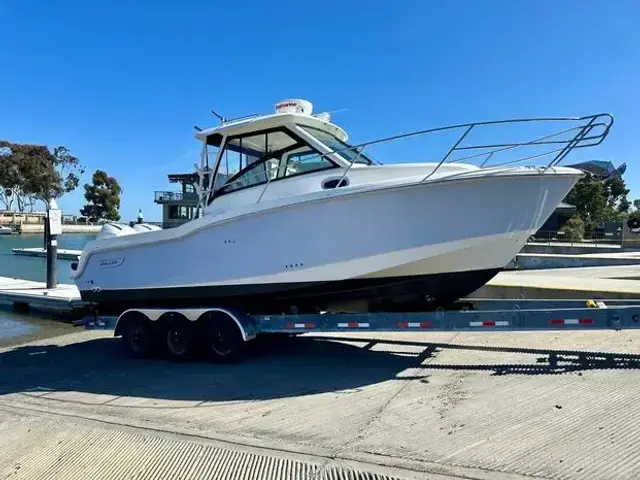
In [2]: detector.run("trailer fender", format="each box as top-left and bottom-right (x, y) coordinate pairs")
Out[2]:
(114, 308), (258, 342)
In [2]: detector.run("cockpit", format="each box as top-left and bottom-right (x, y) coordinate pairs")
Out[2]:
(196, 99), (376, 205)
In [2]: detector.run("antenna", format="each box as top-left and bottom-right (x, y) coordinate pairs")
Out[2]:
(314, 108), (349, 122)
(193, 125), (202, 132)
(211, 109), (226, 124)
(326, 108), (349, 115)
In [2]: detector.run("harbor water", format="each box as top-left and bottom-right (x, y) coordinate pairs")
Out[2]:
(0, 233), (94, 344)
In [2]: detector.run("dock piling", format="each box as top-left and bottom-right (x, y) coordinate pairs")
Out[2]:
(46, 199), (62, 289)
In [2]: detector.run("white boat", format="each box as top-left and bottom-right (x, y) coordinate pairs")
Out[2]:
(71, 99), (612, 314)
(0, 226), (12, 235)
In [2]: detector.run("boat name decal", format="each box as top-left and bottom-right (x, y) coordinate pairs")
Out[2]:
(99, 257), (125, 268)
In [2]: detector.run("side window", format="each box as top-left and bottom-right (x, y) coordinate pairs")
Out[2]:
(223, 158), (279, 193)
(282, 150), (333, 178)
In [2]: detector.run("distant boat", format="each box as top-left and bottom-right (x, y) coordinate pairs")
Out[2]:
(0, 226), (13, 235)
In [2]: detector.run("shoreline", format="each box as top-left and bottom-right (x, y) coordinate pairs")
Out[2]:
(0, 311), (76, 348)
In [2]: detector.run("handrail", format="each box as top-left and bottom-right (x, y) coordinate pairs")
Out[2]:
(198, 113), (613, 206)
(423, 124), (474, 182)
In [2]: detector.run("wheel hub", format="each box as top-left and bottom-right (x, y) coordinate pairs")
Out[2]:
(167, 327), (189, 355)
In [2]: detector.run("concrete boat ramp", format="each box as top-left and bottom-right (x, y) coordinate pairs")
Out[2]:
(2, 326), (640, 479)
(1, 264), (640, 478)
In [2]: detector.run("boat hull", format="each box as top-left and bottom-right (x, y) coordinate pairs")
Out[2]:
(75, 170), (579, 314)
(80, 268), (500, 314)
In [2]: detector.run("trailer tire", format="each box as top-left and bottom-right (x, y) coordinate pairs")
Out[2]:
(119, 313), (160, 359)
(200, 311), (247, 363)
(162, 313), (198, 362)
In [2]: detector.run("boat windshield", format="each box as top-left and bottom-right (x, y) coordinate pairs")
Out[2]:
(211, 128), (337, 199)
(300, 126), (375, 165)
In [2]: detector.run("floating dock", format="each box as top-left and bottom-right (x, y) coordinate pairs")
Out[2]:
(12, 247), (82, 260)
(0, 276), (85, 317)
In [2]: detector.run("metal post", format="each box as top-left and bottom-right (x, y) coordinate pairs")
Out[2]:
(43, 213), (48, 250)
(46, 198), (61, 289)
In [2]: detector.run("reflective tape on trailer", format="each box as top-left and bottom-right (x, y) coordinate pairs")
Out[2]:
(397, 322), (433, 328)
(469, 320), (509, 327)
(284, 323), (316, 329)
(337, 322), (370, 328)
(550, 318), (593, 325)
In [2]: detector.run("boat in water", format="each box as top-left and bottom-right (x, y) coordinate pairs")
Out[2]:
(71, 99), (612, 314)
(0, 226), (13, 235)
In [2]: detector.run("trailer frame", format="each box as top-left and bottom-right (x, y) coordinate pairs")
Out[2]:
(78, 298), (640, 363)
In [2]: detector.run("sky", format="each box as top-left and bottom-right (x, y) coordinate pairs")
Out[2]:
(1, 0), (639, 222)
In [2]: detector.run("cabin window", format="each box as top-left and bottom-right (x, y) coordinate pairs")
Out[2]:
(218, 131), (297, 180)
(212, 128), (337, 198)
(300, 126), (375, 165)
(281, 148), (333, 178)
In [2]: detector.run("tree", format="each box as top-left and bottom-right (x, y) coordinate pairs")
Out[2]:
(628, 209), (640, 223)
(80, 170), (122, 221)
(559, 215), (585, 241)
(0, 141), (83, 211)
(564, 172), (630, 234)
(564, 174), (607, 234)
(603, 176), (630, 212)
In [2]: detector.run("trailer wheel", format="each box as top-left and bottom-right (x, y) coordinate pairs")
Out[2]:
(119, 313), (159, 359)
(161, 313), (198, 362)
(200, 311), (246, 363)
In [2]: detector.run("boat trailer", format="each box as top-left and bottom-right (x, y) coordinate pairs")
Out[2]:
(79, 298), (640, 363)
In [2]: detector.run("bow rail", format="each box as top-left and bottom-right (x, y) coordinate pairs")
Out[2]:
(198, 113), (613, 209)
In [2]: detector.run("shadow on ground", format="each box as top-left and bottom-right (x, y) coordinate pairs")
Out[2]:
(318, 336), (640, 376)
(0, 335), (429, 402)
(1, 334), (639, 402)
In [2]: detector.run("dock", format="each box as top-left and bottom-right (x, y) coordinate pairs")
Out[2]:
(0, 276), (85, 317)
(12, 247), (82, 260)
(475, 264), (640, 299)
(514, 251), (640, 270)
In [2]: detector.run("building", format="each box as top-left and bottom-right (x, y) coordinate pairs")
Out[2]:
(154, 171), (228, 228)
(154, 173), (199, 229)
(529, 202), (577, 241)
(538, 202), (576, 232)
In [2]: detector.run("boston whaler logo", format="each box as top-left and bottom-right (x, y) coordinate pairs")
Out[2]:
(99, 256), (125, 268)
